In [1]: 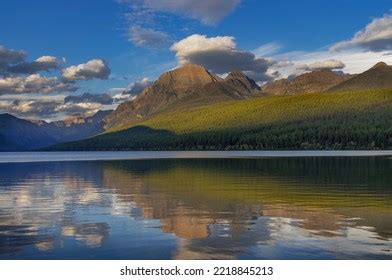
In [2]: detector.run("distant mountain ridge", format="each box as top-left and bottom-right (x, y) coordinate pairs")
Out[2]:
(0, 110), (112, 151)
(328, 62), (392, 92)
(262, 69), (353, 95)
(0, 114), (56, 151)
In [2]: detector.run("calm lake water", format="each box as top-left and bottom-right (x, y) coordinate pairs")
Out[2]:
(0, 151), (392, 259)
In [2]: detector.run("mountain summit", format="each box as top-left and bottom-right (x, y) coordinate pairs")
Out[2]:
(371, 61), (388, 69)
(328, 62), (392, 92)
(155, 63), (221, 97)
(104, 64), (261, 129)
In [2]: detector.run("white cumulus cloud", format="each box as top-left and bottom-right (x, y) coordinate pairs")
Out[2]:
(8, 55), (61, 74)
(297, 59), (346, 72)
(0, 74), (76, 95)
(171, 34), (275, 82)
(62, 59), (111, 82)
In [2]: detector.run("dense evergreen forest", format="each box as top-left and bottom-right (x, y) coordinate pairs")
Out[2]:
(46, 89), (392, 151)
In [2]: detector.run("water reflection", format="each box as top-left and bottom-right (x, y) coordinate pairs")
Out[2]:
(0, 157), (392, 259)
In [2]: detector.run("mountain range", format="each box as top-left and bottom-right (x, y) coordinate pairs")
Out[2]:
(261, 69), (353, 95)
(0, 110), (111, 151)
(2, 62), (392, 151)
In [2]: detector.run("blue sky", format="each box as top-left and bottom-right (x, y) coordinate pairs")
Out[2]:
(1, 0), (392, 120)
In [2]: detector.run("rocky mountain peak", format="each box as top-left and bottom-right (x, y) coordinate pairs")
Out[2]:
(371, 61), (388, 69)
(328, 61), (392, 92)
(225, 71), (260, 91)
(158, 63), (221, 90)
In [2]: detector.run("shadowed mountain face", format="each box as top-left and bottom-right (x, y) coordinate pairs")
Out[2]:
(0, 110), (112, 151)
(262, 69), (352, 95)
(199, 71), (263, 100)
(222, 71), (261, 95)
(0, 114), (56, 151)
(328, 62), (392, 92)
(39, 110), (113, 143)
(103, 64), (262, 130)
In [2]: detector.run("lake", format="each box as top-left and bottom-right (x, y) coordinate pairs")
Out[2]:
(0, 151), (391, 259)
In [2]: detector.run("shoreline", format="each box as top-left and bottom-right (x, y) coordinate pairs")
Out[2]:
(1, 150), (392, 163)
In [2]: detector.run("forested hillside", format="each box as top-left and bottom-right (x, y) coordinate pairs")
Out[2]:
(47, 89), (392, 151)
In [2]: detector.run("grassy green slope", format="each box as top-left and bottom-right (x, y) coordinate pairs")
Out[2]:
(47, 89), (392, 150)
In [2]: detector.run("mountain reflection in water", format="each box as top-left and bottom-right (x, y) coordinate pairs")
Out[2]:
(0, 157), (392, 259)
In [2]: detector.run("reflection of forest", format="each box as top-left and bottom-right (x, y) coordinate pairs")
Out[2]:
(101, 158), (392, 240)
(1, 157), (392, 258)
(102, 166), (258, 238)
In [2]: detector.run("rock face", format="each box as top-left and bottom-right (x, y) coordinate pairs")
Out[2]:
(197, 71), (262, 102)
(224, 71), (261, 94)
(328, 62), (392, 92)
(262, 69), (352, 95)
(104, 64), (262, 129)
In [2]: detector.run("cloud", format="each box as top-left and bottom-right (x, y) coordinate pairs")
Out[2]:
(111, 92), (135, 103)
(0, 99), (61, 118)
(0, 74), (77, 95)
(0, 46), (60, 76)
(120, 0), (240, 26)
(0, 45), (26, 65)
(17, 100), (60, 117)
(262, 14), (392, 79)
(270, 49), (392, 78)
(62, 59), (111, 82)
(297, 59), (345, 72)
(7, 56), (61, 74)
(65, 92), (113, 105)
(118, 0), (240, 47)
(0, 96), (103, 119)
(111, 77), (153, 103)
(171, 34), (275, 82)
(331, 14), (392, 52)
(253, 42), (282, 57)
(0, 45), (111, 118)
(129, 26), (168, 47)
(142, 0), (241, 25)
(56, 102), (102, 115)
(125, 77), (153, 95)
